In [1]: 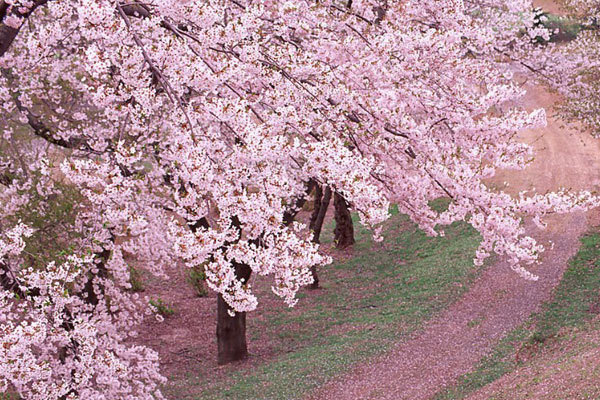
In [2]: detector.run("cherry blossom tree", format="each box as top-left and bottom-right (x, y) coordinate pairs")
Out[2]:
(1, 0), (598, 397)
(543, 0), (600, 135)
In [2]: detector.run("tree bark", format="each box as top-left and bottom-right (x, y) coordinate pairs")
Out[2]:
(216, 260), (252, 364)
(307, 185), (323, 289)
(308, 184), (323, 233)
(307, 185), (332, 289)
(333, 192), (355, 248)
(312, 186), (332, 244)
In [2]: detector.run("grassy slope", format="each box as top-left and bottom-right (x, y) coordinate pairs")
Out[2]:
(434, 230), (600, 400)
(466, 325), (600, 400)
(167, 204), (486, 400)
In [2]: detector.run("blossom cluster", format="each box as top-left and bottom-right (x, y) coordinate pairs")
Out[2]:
(544, 0), (600, 136)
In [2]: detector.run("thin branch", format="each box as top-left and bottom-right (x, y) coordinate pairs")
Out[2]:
(116, 3), (199, 139)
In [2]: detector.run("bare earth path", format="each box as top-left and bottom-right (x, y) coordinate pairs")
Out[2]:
(308, 80), (600, 399)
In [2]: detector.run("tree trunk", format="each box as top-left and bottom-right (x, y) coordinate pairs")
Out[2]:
(334, 192), (355, 248)
(308, 185), (332, 288)
(308, 184), (323, 232)
(217, 260), (252, 365)
(189, 217), (252, 365)
(312, 186), (332, 244)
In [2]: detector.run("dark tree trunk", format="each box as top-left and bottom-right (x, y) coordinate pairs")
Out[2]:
(312, 186), (332, 244)
(308, 265), (319, 289)
(81, 246), (110, 306)
(307, 185), (332, 288)
(189, 217), (252, 365)
(308, 184), (323, 233)
(283, 179), (317, 226)
(334, 192), (355, 248)
(308, 185), (322, 289)
(217, 261), (252, 364)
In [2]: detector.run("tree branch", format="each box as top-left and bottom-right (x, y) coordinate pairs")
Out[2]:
(0, 0), (50, 57)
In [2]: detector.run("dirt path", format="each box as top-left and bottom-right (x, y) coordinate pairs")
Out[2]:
(308, 81), (600, 399)
(533, 0), (565, 14)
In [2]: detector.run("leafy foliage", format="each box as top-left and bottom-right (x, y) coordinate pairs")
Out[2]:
(187, 267), (208, 298)
(150, 298), (176, 317)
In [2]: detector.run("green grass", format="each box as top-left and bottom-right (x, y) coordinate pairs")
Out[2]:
(166, 202), (487, 400)
(128, 265), (146, 293)
(535, 12), (585, 43)
(150, 297), (176, 317)
(433, 230), (600, 400)
(186, 266), (209, 297)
